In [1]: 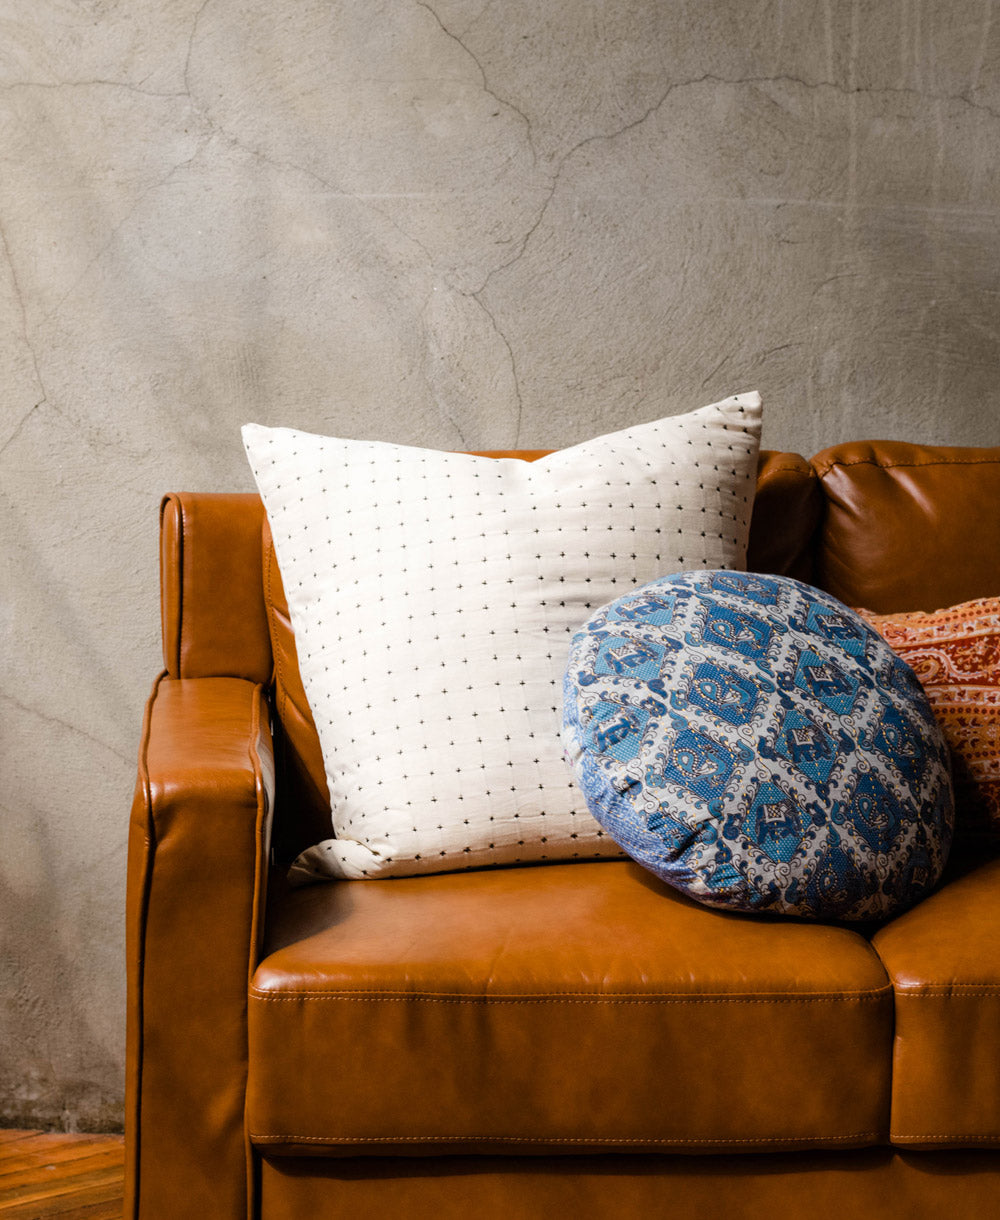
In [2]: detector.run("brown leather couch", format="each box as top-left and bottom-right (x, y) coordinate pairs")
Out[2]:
(126, 441), (1000, 1219)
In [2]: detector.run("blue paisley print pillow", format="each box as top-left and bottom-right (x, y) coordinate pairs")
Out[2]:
(562, 571), (954, 921)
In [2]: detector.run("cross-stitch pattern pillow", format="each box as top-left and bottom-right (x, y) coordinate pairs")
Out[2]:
(243, 393), (762, 880)
(858, 598), (1000, 841)
(563, 571), (953, 921)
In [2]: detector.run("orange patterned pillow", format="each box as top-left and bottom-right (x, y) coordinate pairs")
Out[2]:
(857, 598), (1000, 840)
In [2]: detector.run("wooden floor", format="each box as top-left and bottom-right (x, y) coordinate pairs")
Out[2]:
(0, 1130), (124, 1218)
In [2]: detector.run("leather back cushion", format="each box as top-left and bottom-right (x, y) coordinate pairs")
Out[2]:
(746, 451), (821, 583)
(263, 450), (819, 850)
(812, 441), (1000, 613)
(264, 523), (333, 857)
(161, 492), (272, 682)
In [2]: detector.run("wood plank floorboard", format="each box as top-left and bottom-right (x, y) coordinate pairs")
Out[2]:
(0, 1131), (124, 1219)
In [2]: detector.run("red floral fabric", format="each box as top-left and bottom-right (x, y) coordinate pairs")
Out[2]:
(858, 598), (1000, 840)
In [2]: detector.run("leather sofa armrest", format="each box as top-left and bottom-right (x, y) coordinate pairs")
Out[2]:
(126, 674), (274, 1220)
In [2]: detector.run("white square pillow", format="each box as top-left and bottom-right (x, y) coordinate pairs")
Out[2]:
(243, 392), (762, 880)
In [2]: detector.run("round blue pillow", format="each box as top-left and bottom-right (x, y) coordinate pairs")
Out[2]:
(563, 571), (953, 921)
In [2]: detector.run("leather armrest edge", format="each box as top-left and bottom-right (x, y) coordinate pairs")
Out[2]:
(125, 674), (274, 1220)
(159, 497), (182, 677)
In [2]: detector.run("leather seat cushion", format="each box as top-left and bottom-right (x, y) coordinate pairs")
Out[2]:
(248, 861), (892, 1155)
(872, 848), (1000, 1148)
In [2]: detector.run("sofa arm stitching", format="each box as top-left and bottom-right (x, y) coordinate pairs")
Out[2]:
(247, 1131), (882, 1146)
(249, 989), (891, 1004)
(813, 455), (1000, 479)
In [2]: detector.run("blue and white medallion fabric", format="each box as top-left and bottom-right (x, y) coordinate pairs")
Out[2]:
(562, 571), (954, 921)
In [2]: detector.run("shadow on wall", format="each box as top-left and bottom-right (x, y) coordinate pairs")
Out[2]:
(0, 812), (125, 1133)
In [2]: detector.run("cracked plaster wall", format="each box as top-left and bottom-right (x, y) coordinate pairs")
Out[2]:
(2, 0), (1000, 1130)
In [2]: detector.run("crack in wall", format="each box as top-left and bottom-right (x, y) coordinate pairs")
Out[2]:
(419, 284), (471, 448)
(0, 402), (43, 457)
(0, 121), (212, 456)
(467, 64), (1000, 427)
(0, 80), (187, 98)
(36, 137), (210, 335)
(183, 0), (214, 104)
(417, 0), (537, 165)
(438, 397), (469, 447)
(181, 4), (355, 202)
(182, 3), (447, 274)
(182, 3), (521, 443)
(447, 411), (469, 446)
(454, 0), (498, 41)
(700, 353), (732, 389)
(0, 691), (131, 766)
(470, 290), (523, 444)
(0, 218), (49, 457)
(477, 66), (1000, 296)
(755, 341), (802, 363)
(365, 199), (436, 262)
(175, 8), (1000, 452)
(469, 74), (729, 300)
(171, 103), (443, 271)
(969, 0), (995, 96)
(734, 69), (1000, 121)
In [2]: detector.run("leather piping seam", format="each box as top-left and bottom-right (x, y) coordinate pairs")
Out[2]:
(894, 987), (1000, 995)
(159, 496), (182, 677)
(756, 463), (816, 486)
(891, 1134), (1000, 1143)
(246, 684), (270, 986)
(250, 989), (891, 1004)
(130, 671), (164, 1220)
(247, 1132), (880, 1146)
(245, 684), (271, 1220)
(178, 495), (190, 677)
(813, 455), (1000, 478)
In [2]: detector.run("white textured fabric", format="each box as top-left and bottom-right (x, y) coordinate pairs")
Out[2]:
(242, 393), (762, 880)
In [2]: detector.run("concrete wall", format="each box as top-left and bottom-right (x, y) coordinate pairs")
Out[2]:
(2, 0), (999, 1130)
